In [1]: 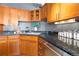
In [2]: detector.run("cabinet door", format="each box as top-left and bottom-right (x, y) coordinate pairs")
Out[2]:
(43, 4), (48, 20)
(38, 37), (45, 56)
(29, 40), (38, 56)
(3, 6), (10, 25)
(47, 3), (53, 23)
(8, 36), (19, 56)
(47, 3), (61, 23)
(40, 8), (42, 20)
(20, 40), (31, 56)
(44, 4), (48, 19)
(20, 36), (38, 56)
(20, 40), (38, 56)
(24, 10), (31, 21)
(0, 36), (7, 56)
(40, 5), (44, 20)
(17, 9), (25, 21)
(31, 9), (40, 21)
(10, 8), (18, 26)
(60, 3), (79, 20)
(0, 6), (4, 24)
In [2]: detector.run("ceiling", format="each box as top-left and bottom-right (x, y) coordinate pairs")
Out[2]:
(0, 3), (42, 10)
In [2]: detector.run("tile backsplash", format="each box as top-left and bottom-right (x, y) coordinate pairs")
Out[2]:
(3, 20), (57, 32)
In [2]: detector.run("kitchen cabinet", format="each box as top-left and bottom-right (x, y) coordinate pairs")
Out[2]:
(40, 8), (43, 20)
(10, 7), (18, 26)
(40, 4), (48, 20)
(0, 6), (10, 32)
(0, 36), (8, 56)
(3, 6), (10, 25)
(20, 39), (31, 56)
(8, 35), (19, 56)
(20, 35), (38, 56)
(38, 37), (45, 56)
(47, 3), (61, 23)
(20, 35), (59, 56)
(18, 9), (31, 21)
(0, 24), (4, 32)
(47, 3), (79, 23)
(40, 6), (44, 20)
(60, 3), (79, 20)
(17, 9), (25, 21)
(24, 10), (31, 21)
(0, 6), (4, 24)
(31, 9), (40, 21)
(44, 4), (48, 20)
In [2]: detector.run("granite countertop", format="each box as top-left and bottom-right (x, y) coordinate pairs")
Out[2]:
(40, 34), (79, 56)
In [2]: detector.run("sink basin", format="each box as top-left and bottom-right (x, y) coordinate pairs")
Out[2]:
(26, 32), (41, 35)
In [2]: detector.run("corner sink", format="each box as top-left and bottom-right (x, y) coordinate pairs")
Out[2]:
(26, 32), (41, 35)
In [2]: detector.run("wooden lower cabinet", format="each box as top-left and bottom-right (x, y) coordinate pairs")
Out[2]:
(20, 35), (38, 56)
(8, 35), (19, 56)
(38, 37), (46, 56)
(20, 40), (31, 56)
(20, 35), (47, 56)
(0, 36), (8, 56)
(0, 35), (58, 56)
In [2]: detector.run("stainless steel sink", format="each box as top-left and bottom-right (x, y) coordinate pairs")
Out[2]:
(26, 32), (41, 35)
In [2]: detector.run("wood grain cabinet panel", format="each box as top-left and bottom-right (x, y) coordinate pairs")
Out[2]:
(31, 9), (40, 21)
(8, 35), (19, 56)
(10, 8), (18, 26)
(40, 8), (43, 20)
(0, 36), (8, 56)
(47, 3), (61, 23)
(3, 6), (10, 25)
(47, 3), (53, 23)
(0, 6), (4, 24)
(20, 36), (38, 56)
(60, 3), (79, 20)
(38, 37), (45, 56)
(47, 3), (79, 23)
(17, 9), (25, 21)
(20, 40), (31, 56)
(24, 10), (31, 21)
(40, 4), (48, 20)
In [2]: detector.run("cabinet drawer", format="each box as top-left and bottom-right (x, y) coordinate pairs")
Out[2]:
(20, 36), (38, 41)
(8, 36), (19, 39)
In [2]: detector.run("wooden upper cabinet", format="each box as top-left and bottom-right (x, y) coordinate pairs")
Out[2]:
(47, 3), (61, 23)
(47, 3), (52, 23)
(0, 6), (10, 32)
(40, 8), (42, 20)
(3, 6), (10, 25)
(24, 10), (31, 21)
(10, 7), (18, 26)
(31, 9), (40, 21)
(40, 4), (48, 20)
(17, 9), (31, 21)
(60, 3), (79, 20)
(17, 9), (25, 21)
(44, 4), (48, 19)
(40, 6), (44, 20)
(47, 3), (79, 23)
(0, 6), (4, 24)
